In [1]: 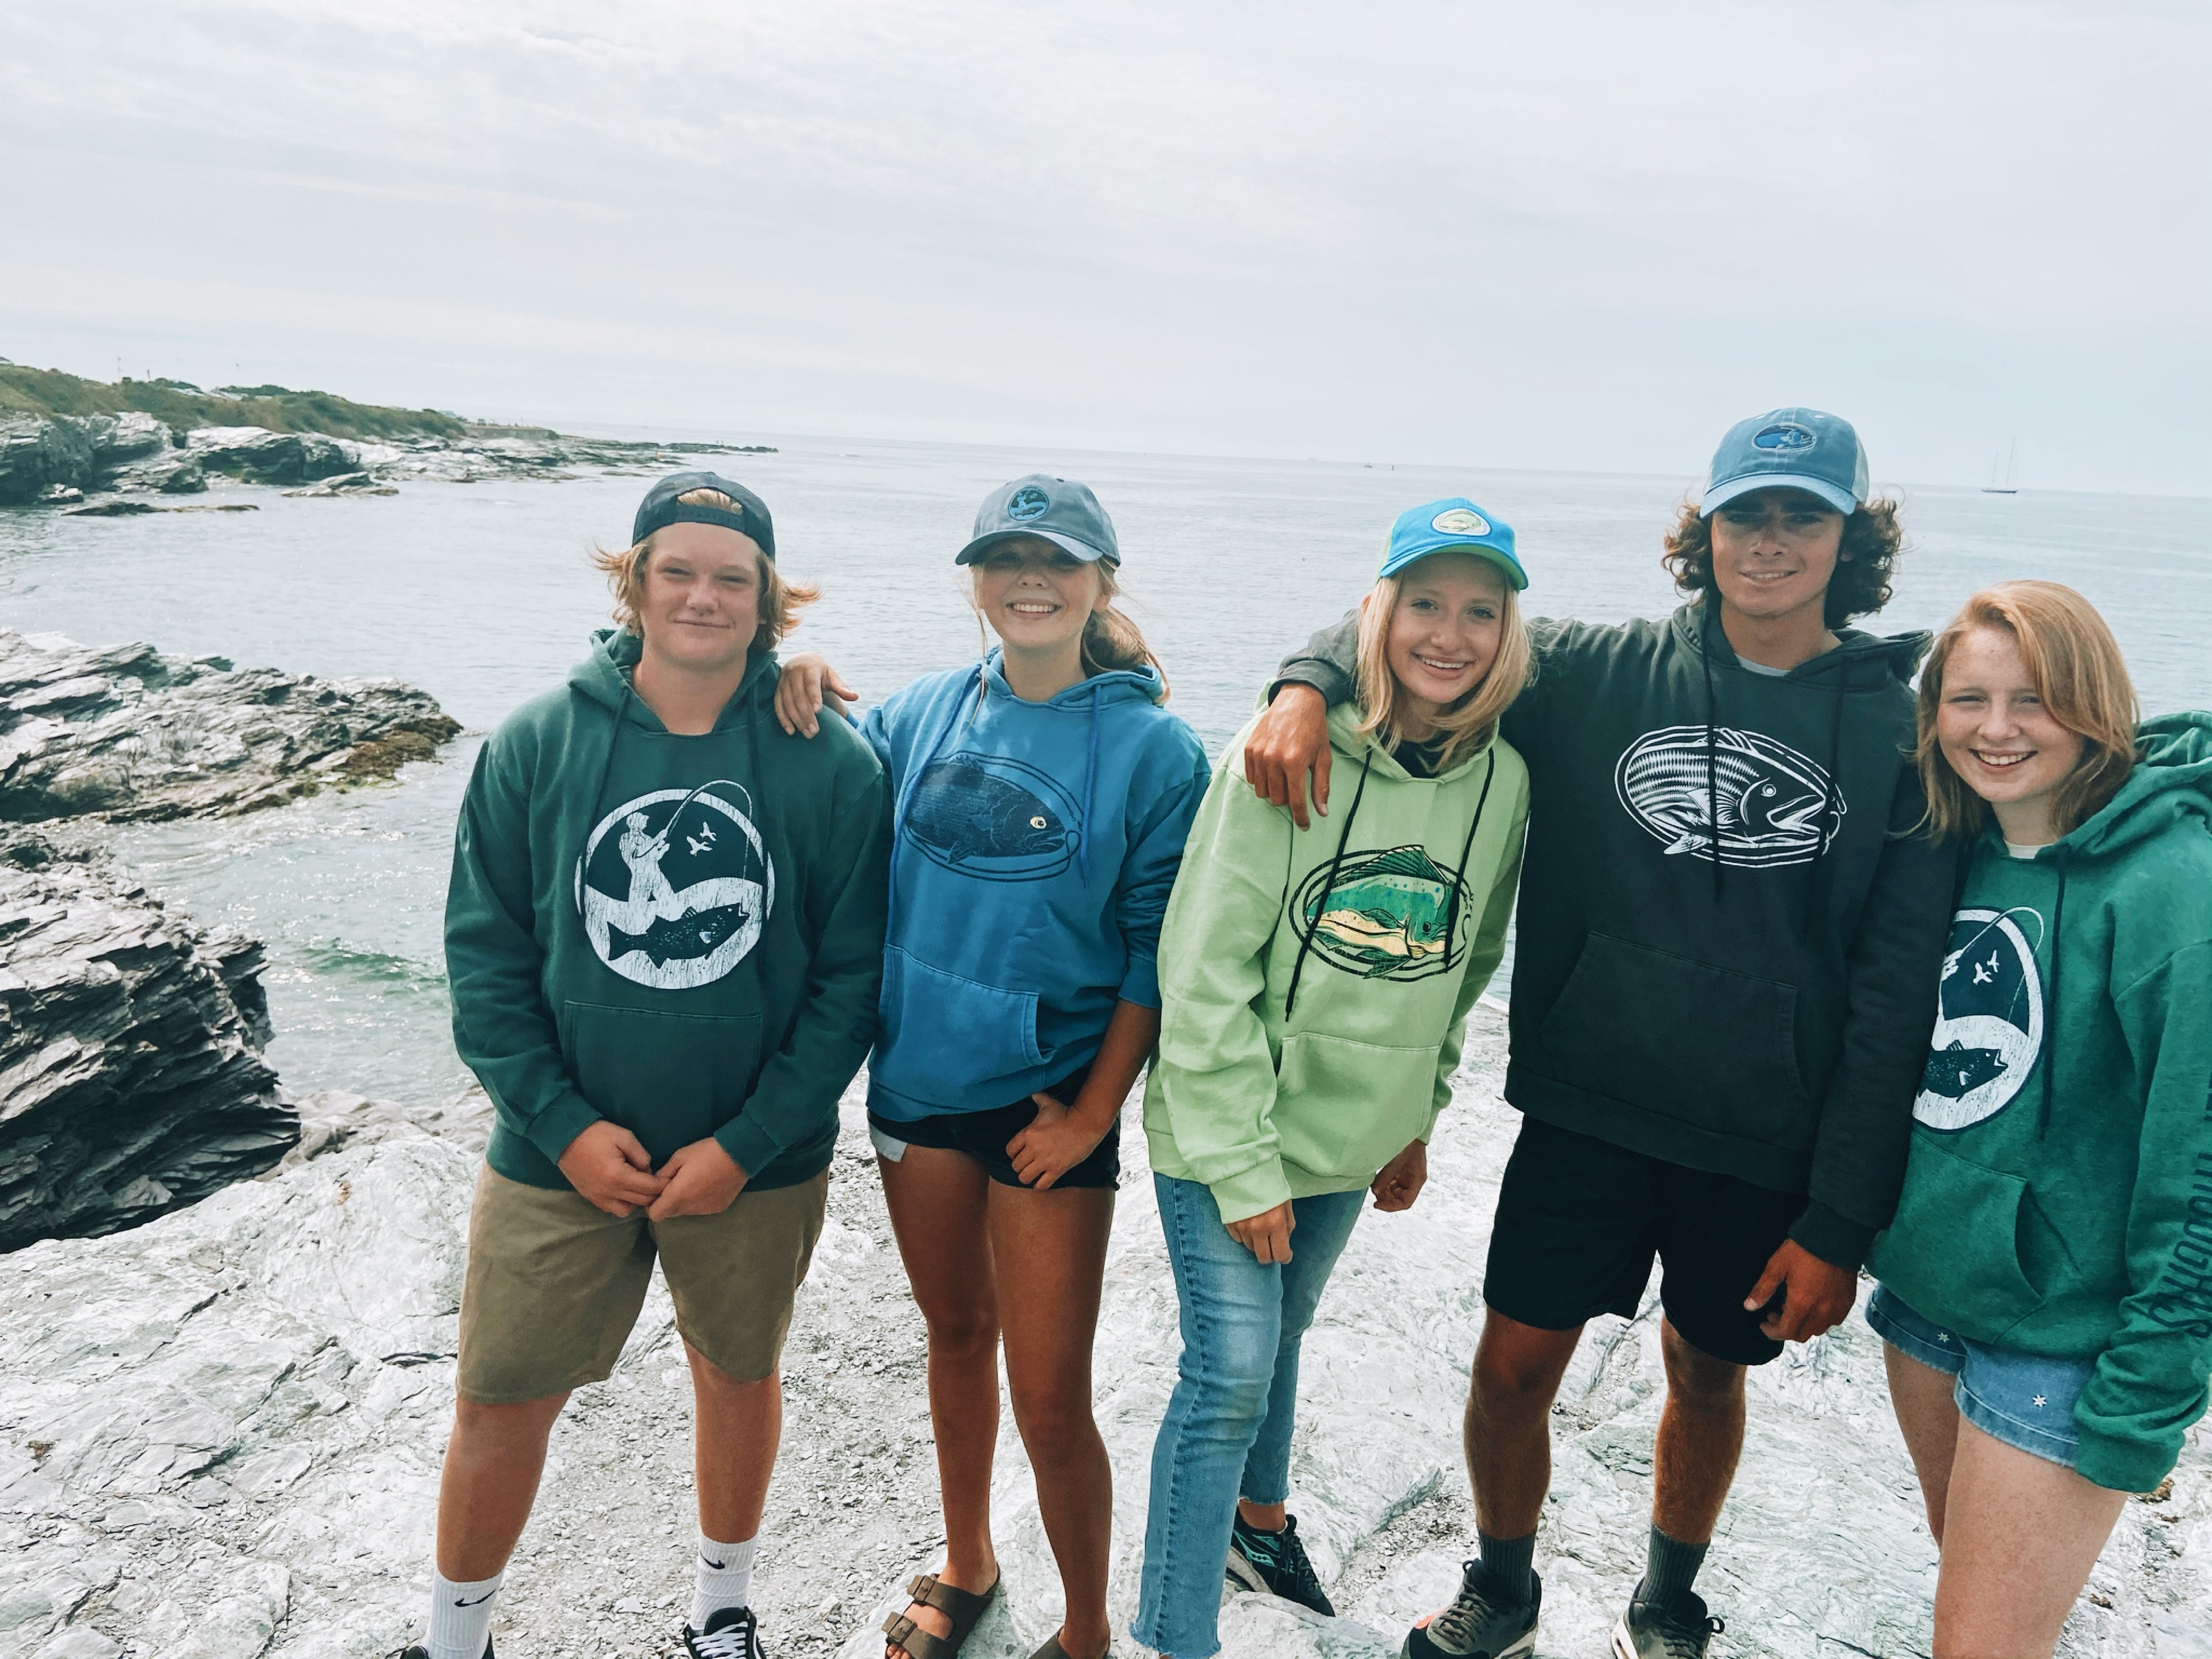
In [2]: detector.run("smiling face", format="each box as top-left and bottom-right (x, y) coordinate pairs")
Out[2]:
(1936, 624), (2088, 845)
(635, 521), (764, 678)
(1382, 551), (1509, 728)
(969, 536), (1108, 656)
(1707, 487), (1846, 626)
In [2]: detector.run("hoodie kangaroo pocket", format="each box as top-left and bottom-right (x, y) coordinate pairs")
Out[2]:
(1883, 1134), (2048, 1332)
(561, 1002), (764, 1164)
(1535, 932), (1810, 1143)
(1275, 1031), (1441, 1181)
(874, 946), (1047, 1100)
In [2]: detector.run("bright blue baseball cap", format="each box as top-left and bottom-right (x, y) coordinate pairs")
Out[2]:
(957, 474), (1120, 566)
(1699, 407), (1869, 517)
(1378, 498), (1526, 590)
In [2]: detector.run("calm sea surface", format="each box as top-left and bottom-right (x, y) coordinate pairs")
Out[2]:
(4, 435), (2207, 1105)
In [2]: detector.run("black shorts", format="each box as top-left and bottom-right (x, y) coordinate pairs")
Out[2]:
(1482, 1116), (1807, 1366)
(866, 1065), (1120, 1191)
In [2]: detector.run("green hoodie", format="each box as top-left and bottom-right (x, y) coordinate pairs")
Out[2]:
(1145, 704), (1530, 1224)
(1868, 712), (2212, 1492)
(445, 630), (891, 1193)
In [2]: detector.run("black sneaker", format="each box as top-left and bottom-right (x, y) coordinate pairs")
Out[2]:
(397, 1644), (492, 1659)
(681, 1605), (766, 1659)
(1225, 1513), (1335, 1616)
(1400, 1560), (1539, 1659)
(1611, 1585), (1724, 1659)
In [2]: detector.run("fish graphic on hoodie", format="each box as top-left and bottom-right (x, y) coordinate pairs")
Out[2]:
(859, 650), (1209, 1121)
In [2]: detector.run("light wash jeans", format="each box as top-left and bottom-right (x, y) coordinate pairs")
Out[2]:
(1131, 1175), (1366, 1659)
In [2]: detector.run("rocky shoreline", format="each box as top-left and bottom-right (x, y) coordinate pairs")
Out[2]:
(0, 411), (774, 509)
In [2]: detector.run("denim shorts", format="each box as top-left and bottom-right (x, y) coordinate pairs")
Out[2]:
(1867, 1282), (2096, 1469)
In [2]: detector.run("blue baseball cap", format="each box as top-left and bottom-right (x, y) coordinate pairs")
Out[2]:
(1699, 408), (1869, 518)
(632, 469), (775, 556)
(1378, 498), (1527, 590)
(956, 474), (1120, 566)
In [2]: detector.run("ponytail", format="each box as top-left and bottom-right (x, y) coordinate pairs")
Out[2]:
(1079, 563), (1165, 693)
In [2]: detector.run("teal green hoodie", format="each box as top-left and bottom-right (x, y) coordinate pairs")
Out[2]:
(1869, 712), (2212, 1491)
(445, 630), (891, 1192)
(1145, 703), (1530, 1224)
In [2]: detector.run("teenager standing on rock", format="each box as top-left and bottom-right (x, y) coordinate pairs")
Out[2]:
(414, 473), (890, 1659)
(1866, 583), (2212, 1658)
(1134, 503), (1531, 1659)
(1244, 412), (1955, 1657)
(774, 476), (1207, 1659)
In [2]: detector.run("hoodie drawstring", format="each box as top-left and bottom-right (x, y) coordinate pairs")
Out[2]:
(2037, 842), (2070, 1139)
(1285, 749), (1373, 1021)
(1700, 638), (1724, 902)
(1438, 749), (1499, 963)
(1080, 690), (1101, 886)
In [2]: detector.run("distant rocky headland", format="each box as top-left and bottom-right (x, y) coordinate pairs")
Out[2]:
(0, 355), (775, 509)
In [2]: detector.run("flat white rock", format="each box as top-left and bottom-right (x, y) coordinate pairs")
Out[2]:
(2, 1010), (2205, 1658)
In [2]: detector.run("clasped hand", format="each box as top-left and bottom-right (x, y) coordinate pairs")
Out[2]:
(556, 1119), (749, 1221)
(1006, 1089), (1110, 1191)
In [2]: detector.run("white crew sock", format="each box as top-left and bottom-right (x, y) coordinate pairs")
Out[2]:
(693, 1531), (759, 1627)
(426, 1568), (503, 1659)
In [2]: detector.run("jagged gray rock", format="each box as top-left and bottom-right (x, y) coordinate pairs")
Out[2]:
(0, 414), (179, 505)
(0, 628), (461, 824)
(0, 842), (293, 1252)
(181, 427), (354, 487)
(279, 472), (397, 499)
(2, 1021), (2202, 1658)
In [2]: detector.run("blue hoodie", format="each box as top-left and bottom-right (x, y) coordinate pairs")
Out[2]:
(860, 650), (1209, 1121)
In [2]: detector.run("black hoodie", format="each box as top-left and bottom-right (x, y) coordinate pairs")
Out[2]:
(1277, 603), (1956, 1268)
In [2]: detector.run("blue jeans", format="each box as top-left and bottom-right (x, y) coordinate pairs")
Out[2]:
(1132, 1175), (1366, 1659)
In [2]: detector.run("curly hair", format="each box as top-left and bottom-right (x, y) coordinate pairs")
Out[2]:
(1660, 491), (1904, 628)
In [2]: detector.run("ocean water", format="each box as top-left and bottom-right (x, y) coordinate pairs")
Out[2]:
(3, 437), (2207, 1106)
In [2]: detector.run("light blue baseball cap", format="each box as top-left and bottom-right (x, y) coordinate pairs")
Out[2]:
(957, 474), (1120, 566)
(1377, 498), (1527, 590)
(1700, 408), (1869, 517)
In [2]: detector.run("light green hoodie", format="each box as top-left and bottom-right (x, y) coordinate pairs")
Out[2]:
(1145, 703), (1530, 1224)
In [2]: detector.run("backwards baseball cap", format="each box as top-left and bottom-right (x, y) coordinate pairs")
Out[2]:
(1699, 408), (1869, 518)
(956, 474), (1119, 567)
(1378, 498), (1527, 590)
(632, 470), (776, 557)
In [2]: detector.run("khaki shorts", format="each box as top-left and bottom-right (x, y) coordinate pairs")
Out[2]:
(456, 1164), (828, 1404)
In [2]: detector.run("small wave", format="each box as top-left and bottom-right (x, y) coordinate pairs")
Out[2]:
(289, 941), (449, 991)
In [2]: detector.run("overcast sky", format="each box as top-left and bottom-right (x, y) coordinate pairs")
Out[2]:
(3, 1), (2206, 494)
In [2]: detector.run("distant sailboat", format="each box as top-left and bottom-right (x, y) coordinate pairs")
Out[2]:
(1982, 438), (2019, 495)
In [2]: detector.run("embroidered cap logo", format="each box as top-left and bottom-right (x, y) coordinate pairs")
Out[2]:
(1752, 422), (1817, 452)
(1430, 507), (1491, 536)
(1006, 485), (1051, 521)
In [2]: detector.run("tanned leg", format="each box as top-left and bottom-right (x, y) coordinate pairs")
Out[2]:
(1649, 1319), (1745, 1544)
(1931, 1419), (2127, 1659)
(878, 1148), (1001, 1658)
(434, 1392), (571, 1580)
(687, 1342), (783, 1544)
(1464, 1310), (1584, 1536)
(1881, 1343), (1965, 1546)
(990, 1181), (1117, 1659)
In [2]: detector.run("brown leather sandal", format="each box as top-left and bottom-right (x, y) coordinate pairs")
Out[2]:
(882, 1572), (1002, 1659)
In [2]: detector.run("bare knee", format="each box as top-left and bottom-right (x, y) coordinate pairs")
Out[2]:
(919, 1300), (1000, 1362)
(1472, 1319), (1576, 1414)
(685, 1344), (777, 1406)
(451, 1391), (567, 1454)
(1009, 1384), (1101, 1459)
(1660, 1324), (1745, 1408)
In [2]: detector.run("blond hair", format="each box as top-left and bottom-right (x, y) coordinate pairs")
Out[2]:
(1916, 580), (2139, 843)
(1353, 559), (1531, 770)
(592, 487), (819, 652)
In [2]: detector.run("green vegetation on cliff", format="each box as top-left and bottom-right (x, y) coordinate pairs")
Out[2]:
(0, 358), (472, 441)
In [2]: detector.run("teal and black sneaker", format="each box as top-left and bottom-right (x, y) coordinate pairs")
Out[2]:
(1225, 1512), (1335, 1616)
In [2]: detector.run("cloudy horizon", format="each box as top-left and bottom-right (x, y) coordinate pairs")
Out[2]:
(3, 1), (2206, 496)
